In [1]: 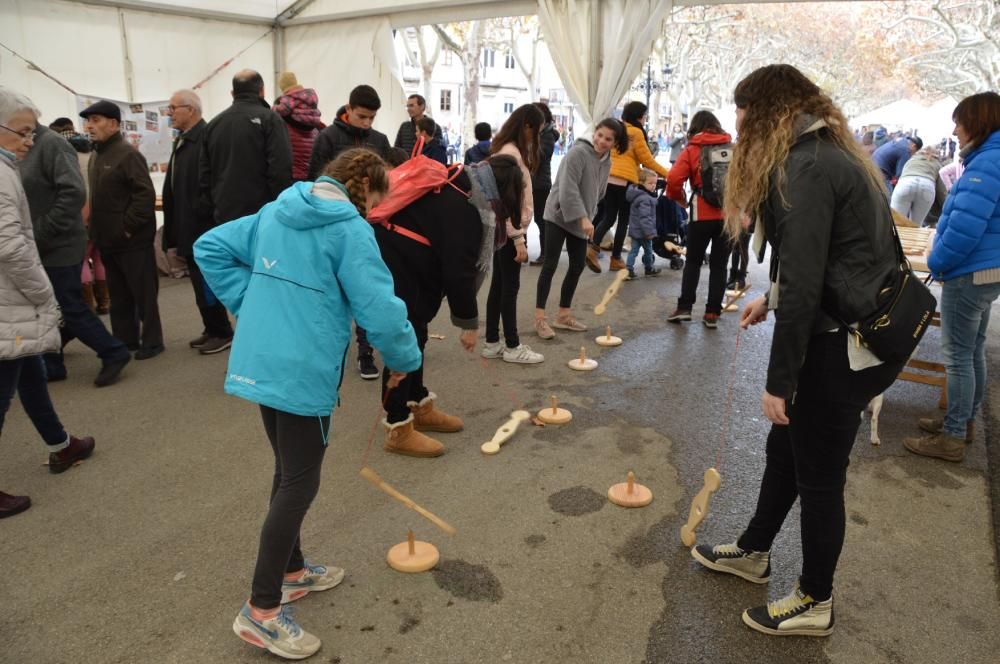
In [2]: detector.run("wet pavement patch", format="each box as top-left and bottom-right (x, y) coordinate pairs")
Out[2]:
(547, 486), (606, 516)
(524, 534), (546, 548)
(849, 511), (869, 526)
(398, 616), (420, 634)
(615, 516), (673, 568)
(432, 559), (504, 602)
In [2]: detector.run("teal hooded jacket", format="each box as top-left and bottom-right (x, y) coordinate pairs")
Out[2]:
(194, 177), (421, 417)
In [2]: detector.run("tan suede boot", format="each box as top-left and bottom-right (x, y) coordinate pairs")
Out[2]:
(903, 432), (966, 462)
(81, 282), (97, 312)
(408, 392), (464, 433)
(384, 415), (444, 458)
(94, 280), (110, 315)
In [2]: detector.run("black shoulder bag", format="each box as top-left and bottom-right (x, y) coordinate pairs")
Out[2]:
(842, 217), (937, 364)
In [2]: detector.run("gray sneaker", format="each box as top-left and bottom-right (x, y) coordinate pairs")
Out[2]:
(481, 341), (505, 359)
(233, 603), (321, 660)
(691, 541), (770, 584)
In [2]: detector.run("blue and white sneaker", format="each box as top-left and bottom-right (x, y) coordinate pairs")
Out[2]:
(281, 561), (345, 604)
(233, 603), (321, 660)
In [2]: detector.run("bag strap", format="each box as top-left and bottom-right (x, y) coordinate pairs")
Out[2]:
(412, 134), (425, 160)
(382, 222), (431, 247)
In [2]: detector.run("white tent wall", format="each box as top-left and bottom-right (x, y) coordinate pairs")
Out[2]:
(1, 0), (274, 125)
(283, 16), (408, 139)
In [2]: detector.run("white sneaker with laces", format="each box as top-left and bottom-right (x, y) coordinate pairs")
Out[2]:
(742, 584), (834, 637)
(281, 561), (345, 604)
(233, 603), (321, 660)
(502, 344), (544, 364)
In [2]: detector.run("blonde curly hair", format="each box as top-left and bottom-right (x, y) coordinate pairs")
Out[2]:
(723, 64), (885, 240)
(321, 148), (390, 217)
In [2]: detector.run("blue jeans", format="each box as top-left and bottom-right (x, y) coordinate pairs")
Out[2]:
(0, 355), (67, 447)
(44, 263), (129, 375)
(626, 238), (655, 272)
(940, 274), (1000, 437)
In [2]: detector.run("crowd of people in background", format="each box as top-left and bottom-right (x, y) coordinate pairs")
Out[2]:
(1, 58), (998, 660)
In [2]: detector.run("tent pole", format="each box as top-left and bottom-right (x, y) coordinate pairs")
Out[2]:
(118, 8), (136, 102)
(273, 26), (286, 93)
(588, 0), (603, 116)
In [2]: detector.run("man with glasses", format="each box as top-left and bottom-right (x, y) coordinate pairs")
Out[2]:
(0, 86), (96, 519)
(80, 99), (163, 360)
(20, 103), (131, 386)
(163, 89), (233, 355)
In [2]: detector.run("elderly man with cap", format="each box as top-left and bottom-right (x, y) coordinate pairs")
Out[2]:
(81, 99), (163, 360)
(0, 86), (96, 519)
(163, 89), (234, 355)
(872, 134), (923, 193)
(20, 103), (131, 385)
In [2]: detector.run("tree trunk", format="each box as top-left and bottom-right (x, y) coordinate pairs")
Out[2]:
(462, 21), (485, 149)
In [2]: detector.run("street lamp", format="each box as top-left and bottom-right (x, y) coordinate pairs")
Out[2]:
(633, 61), (673, 132)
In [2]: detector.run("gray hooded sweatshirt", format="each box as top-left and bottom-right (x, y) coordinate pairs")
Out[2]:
(542, 138), (611, 240)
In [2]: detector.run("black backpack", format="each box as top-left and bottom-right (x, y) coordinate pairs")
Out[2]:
(696, 142), (734, 209)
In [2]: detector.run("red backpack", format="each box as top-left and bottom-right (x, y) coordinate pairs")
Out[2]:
(367, 137), (466, 246)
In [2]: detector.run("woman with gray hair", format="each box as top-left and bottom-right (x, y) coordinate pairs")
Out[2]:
(0, 87), (95, 518)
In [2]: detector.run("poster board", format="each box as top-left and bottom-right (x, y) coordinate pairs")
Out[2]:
(75, 95), (174, 174)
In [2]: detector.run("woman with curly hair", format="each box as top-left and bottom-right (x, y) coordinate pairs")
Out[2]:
(689, 65), (906, 637)
(196, 148), (421, 659)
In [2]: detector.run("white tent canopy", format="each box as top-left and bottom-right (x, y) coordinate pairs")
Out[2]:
(4, 0), (845, 138)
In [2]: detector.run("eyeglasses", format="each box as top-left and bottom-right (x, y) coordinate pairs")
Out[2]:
(0, 124), (35, 142)
(167, 104), (192, 113)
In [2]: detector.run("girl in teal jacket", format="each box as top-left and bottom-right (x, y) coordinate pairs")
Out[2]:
(195, 148), (421, 660)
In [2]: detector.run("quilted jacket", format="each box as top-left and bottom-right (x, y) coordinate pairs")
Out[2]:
(928, 130), (1000, 281)
(0, 150), (60, 360)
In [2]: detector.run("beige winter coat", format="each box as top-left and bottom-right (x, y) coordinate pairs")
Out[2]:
(0, 151), (60, 360)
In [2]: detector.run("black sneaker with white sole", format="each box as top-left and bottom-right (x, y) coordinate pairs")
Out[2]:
(742, 584), (834, 637)
(358, 354), (380, 380)
(691, 541), (770, 583)
(199, 336), (233, 355)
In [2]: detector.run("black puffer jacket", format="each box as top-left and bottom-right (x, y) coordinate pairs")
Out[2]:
(531, 123), (559, 191)
(372, 170), (482, 328)
(763, 127), (897, 399)
(308, 107), (391, 180)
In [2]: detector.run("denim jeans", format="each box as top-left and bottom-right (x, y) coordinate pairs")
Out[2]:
(43, 263), (130, 375)
(738, 330), (904, 601)
(0, 355), (67, 447)
(940, 274), (1000, 438)
(890, 176), (936, 227)
(626, 238), (655, 272)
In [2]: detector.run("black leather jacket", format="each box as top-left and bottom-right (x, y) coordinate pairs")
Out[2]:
(762, 127), (897, 398)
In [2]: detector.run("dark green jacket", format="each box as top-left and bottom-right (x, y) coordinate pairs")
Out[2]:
(87, 132), (156, 254)
(20, 126), (87, 267)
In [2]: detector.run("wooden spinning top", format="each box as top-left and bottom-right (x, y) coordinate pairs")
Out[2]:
(387, 530), (439, 573)
(595, 325), (623, 347)
(536, 395), (572, 424)
(568, 346), (598, 371)
(608, 471), (653, 508)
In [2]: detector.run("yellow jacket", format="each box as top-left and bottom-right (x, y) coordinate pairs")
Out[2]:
(609, 124), (670, 183)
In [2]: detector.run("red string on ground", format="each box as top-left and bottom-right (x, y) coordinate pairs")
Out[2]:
(716, 327), (743, 471)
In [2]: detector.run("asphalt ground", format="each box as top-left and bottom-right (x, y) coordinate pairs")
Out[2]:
(2, 237), (998, 664)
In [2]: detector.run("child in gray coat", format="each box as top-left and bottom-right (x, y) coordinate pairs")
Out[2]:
(624, 169), (661, 279)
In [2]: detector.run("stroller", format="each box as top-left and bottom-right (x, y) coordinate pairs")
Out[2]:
(653, 193), (688, 270)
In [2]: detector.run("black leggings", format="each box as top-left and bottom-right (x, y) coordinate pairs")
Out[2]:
(678, 220), (731, 314)
(485, 242), (522, 348)
(251, 406), (330, 610)
(382, 320), (429, 423)
(591, 183), (630, 259)
(534, 187), (551, 256)
(729, 230), (751, 283)
(737, 331), (903, 601)
(536, 221), (588, 310)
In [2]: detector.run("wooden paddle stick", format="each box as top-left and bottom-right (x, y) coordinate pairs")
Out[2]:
(359, 467), (457, 536)
(481, 410), (531, 454)
(594, 269), (628, 315)
(680, 468), (722, 546)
